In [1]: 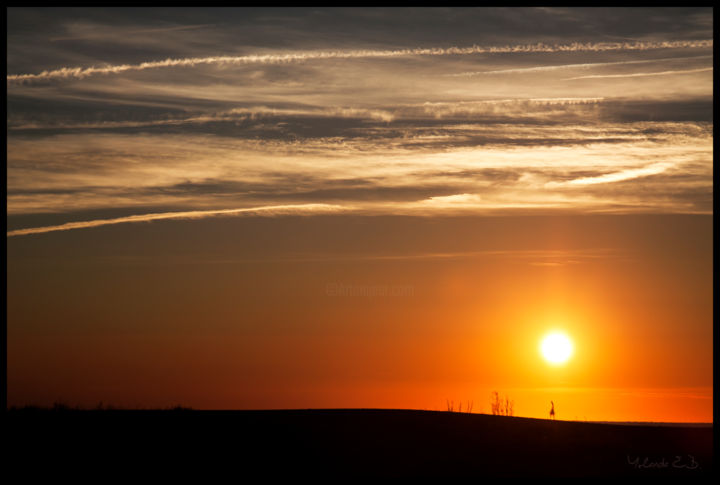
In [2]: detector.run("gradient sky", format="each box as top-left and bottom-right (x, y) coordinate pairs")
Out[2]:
(6, 7), (713, 422)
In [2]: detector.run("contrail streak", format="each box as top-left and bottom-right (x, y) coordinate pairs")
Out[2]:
(565, 67), (713, 80)
(7, 39), (712, 85)
(7, 203), (347, 237)
(449, 55), (713, 77)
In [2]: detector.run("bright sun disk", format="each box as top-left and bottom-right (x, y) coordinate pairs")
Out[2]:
(540, 332), (573, 365)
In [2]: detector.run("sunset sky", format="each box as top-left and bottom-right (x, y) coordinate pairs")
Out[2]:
(6, 8), (712, 422)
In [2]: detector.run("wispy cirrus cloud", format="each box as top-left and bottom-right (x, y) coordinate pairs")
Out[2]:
(546, 162), (674, 187)
(7, 9), (713, 228)
(7, 105), (397, 131)
(6, 116), (712, 218)
(49, 23), (215, 41)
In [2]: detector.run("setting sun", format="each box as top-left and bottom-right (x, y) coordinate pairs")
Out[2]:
(540, 332), (574, 365)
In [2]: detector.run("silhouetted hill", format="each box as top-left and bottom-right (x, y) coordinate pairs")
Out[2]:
(4, 408), (712, 477)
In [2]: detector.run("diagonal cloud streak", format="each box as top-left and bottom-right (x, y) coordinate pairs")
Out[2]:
(545, 162), (674, 187)
(566, 67), (713, 80)
(7, 203), (348, 237)
(7, 39), (712, 85)
(449, 55), (713, 77)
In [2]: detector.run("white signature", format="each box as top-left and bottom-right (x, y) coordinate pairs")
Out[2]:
(627, 455), (700, 470)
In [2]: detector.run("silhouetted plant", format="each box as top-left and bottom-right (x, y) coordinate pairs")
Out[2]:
(446, 399), (474, 413)
(169, 405), (193, 411)
(490, 392), (500, 415)
(52, 401), (71, 411)
(490, 391), (514, 416)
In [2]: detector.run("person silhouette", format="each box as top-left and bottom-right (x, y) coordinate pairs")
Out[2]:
(549, 400), (555, 420)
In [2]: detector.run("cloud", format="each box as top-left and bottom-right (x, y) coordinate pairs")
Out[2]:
(7, 203), (348, 237)
(6, 10), (713, 221)
(49, 23), (215, 41)
(449, 55), (712, 77)
(7, 39), (712, 85)
(7, 98), (712, 135)
(565, 67), (712, 80)
(7, 98), (608, 133)
(546, 162), (674, 187)
(7, 105), (396, 131)
(246, 247), (624, 264)
(7, 116), (712, 217)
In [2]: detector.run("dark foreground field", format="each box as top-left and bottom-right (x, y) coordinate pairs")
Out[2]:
(5, 408), (713, 477)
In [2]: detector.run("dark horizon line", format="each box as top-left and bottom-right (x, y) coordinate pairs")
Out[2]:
(7, 405), (712, 427)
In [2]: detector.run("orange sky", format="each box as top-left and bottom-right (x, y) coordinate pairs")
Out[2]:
(7, 214), (712, 422)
